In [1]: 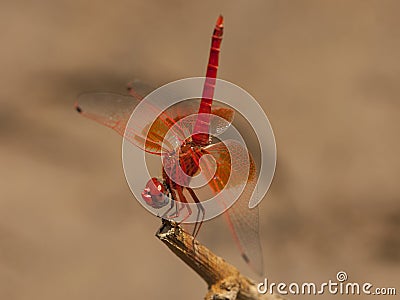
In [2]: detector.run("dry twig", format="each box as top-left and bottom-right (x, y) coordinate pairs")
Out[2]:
(156, 219), (287, 300)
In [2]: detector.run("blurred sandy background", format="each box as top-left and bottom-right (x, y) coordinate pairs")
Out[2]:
(1, 0), (399, 299)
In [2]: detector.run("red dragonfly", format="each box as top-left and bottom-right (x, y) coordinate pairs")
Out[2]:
(75, 16), (264, 275)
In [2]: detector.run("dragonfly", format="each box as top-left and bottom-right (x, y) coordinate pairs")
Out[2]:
(75, 16), (264, 275)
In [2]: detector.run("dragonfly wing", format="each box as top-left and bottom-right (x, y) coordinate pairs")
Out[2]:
(203, 141), (264, 275)
(76, 92), (235, 154)
(129, 79), (235, 128)
(210, 106), (235, 135)
(163, 99), (234, 127)
(224, 168), (264, 276)
(75, 92), (166, 154)
(76, 92), (137, 135)
(126, 79), (156, 99)
(143, 100), (235, 152)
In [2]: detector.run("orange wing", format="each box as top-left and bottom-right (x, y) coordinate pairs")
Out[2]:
(203, 141), (264, 275)
(76, 89), (235, 154)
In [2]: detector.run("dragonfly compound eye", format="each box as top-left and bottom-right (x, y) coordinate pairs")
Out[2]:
(141, 178), (169, 209)
(147, 178), (166, 194)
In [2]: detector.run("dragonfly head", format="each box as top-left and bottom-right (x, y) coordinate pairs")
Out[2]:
(141, 178), (170, 209)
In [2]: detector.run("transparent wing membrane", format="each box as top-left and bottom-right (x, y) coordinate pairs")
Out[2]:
(204, 143), (264, 275)
(77, 91), (234, 154)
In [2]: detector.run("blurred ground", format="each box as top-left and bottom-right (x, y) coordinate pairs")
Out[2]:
(1, 1), (399, 299)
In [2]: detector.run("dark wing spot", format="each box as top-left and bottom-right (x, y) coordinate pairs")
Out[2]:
(75, 106), (82, 113)
(242, 253), (250, 263)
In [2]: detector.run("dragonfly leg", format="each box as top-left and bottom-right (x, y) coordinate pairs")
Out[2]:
(164, 194), (188, 219)
(175, 185), (192, 224)
(171, 199), (188, 217)
(186, 187), (205, 239)
(163, 180), (181, 219)
(161, 196), (176, 219)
